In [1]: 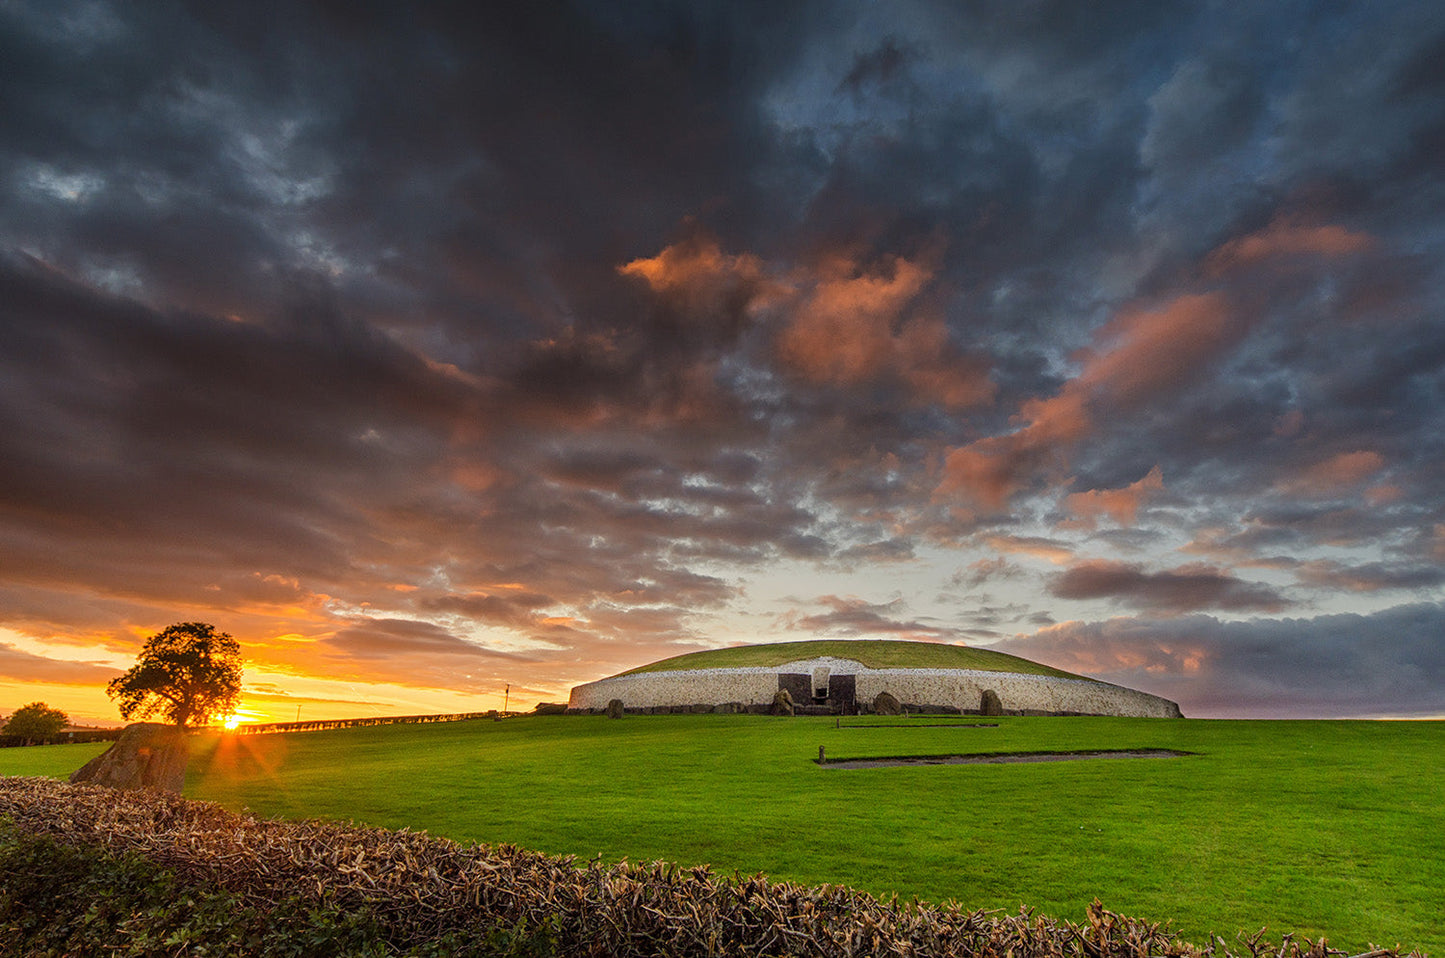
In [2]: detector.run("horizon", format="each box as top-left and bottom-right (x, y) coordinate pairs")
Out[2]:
(2, 1), (1444, 726)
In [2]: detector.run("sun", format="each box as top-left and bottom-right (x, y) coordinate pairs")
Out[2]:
(221, 714), (243, 730)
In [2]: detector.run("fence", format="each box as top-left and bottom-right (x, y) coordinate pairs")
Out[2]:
(1, 712), (504, 746)
(232, 711), (499, 735)
(0, 729), (124, 749)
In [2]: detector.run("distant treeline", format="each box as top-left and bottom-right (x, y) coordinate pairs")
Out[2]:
(0, 729), (123, 749)
(233, 711), (500, 735)
(0, 712), (507, 746)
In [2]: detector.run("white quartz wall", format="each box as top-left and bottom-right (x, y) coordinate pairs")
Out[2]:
(568, 658), (1180, 718)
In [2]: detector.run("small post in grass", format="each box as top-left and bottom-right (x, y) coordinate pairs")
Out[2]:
(818, 745), (826, 764)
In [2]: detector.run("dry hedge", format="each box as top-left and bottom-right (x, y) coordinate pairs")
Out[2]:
(0, 777), (1418, 958)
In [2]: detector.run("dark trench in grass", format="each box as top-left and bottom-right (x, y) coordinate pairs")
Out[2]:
(816, 748), (1196, 768)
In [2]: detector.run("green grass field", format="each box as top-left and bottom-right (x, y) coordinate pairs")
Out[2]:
(4, 715), (1441, 954)
(620, 638), (1084, 678)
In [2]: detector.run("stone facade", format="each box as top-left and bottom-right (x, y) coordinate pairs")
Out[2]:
(567, 656), (1182, 718)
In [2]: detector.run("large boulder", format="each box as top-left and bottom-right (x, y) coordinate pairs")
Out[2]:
(605, 698), (625, 719)
(69, 723), (188, 793)
(872, 691), (902, 716)
(770, 689), (795, 717)
(980, 689), (1004, 716)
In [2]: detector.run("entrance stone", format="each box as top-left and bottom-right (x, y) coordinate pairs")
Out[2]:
(771, 689), (795, 716)
(872, 691), (902, 716)
(69, 723), (188, 794)
(980, 689), (1004, 716)
(605, 698), (625, 719)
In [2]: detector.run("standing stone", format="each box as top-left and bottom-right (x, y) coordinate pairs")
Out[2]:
(69, 723), (189, 794)
(872, 691), (902, 716)
(605, 698), (625, 719)
(980, 689), (1004, 716)
(770, 688), (795, 716)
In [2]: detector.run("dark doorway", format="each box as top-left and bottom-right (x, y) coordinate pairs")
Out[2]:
(778, 673), (811, 704)
(828, 674), (857, 715)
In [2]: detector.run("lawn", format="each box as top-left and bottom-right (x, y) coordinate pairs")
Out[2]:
(621, 638), (1084, 678)
(4, 715), (1440, 954)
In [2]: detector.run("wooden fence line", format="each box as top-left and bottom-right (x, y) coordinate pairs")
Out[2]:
(1, 711), (510, 747)
(232, 711), (501, 735)
(0, 729), (124, 749)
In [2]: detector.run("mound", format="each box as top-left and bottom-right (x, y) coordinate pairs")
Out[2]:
(569, 639), (1182, 718)
(622, 639), (1081, 678)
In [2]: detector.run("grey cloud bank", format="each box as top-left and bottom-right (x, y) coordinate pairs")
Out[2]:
(1, 0), (1443, 718)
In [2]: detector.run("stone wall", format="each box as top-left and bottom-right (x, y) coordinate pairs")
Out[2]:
(567, 656), (1181, 718)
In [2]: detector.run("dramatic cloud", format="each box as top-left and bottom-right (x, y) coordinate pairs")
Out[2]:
(1, 0), (1442, 720)
(0, 643), (120, 686)
(995, 603), (1445, 718)
(779, 596), (964, 642)
(1049, 560), (1290, 615)
(1065, 466), (1165, 527)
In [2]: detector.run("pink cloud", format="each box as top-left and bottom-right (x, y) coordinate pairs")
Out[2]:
(1206, 217), (1375, 275)
(775, 252), (994, 408)
(939, 292), (1232, 509)
(1065, 465), (1165, 527)
(1073, 292), (1236, 406)
(619, 234), (766, 294)
(980, 534), (1076, 565)
(1050, 559), (1290, 614)
(776, 253), (931, 384)
(1278, 450), (1385, 497)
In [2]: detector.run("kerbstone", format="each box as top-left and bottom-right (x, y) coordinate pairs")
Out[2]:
(569, 655), (1182, 718)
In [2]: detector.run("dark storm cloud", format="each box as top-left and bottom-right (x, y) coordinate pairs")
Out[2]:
(1049, 560), (1290, 615)
(314, 617), (541, 692)
(779, 596), (964, 641)
(997, 603), (1445, 718)
(1, 0), (1443, 714)
(1293, 560), (1445, 595)
(951, 558), (1026, 590)
(0, 643), (120, 685)
(322, 619), (522, 661)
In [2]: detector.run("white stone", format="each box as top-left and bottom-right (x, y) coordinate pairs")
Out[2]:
(568, 657), (1181, 718)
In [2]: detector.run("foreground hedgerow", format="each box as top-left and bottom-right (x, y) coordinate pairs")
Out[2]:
(0, 778), (1420, 958)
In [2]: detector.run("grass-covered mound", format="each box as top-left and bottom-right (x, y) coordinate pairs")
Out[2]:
(0, 776), (1420, 958)
(621, 639), (1084, 679)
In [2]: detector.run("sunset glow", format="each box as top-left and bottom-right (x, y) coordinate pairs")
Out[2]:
(1, 1), (1443, 724)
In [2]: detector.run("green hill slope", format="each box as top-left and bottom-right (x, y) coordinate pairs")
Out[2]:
(619, 639), (1087, 680)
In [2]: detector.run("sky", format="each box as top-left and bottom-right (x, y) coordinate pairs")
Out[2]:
(2, 0), (1444, 725)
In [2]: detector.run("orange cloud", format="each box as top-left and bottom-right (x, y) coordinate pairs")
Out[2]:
(981, 534), (1075, 565)
(993, 619), (1213, 678)
(618, 234), (766, 296)
(775, 253), (994, 408)
(1073, 292), (1235, 406)
(621, 240), (993, 409)
(776, 253), (930, 383)
(1050, 559), (1290, 614)
(1279, 450), (1385, 497)
(939, 292), (1231, 509)
(1066, 465), (1165, 527)
(1207, 217), (1375, 275)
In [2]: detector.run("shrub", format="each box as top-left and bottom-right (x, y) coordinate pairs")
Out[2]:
(0, 777), (1423, 958)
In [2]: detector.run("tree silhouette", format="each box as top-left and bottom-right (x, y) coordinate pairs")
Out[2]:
(107, 622), (243, 728)
(2, 701), (69, 743)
